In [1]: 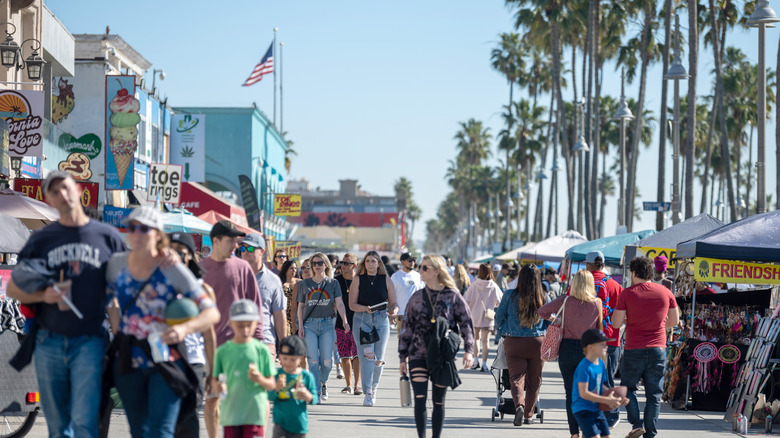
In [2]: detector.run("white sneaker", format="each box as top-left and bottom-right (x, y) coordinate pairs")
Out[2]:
(336, 366), (344, 379)
(363, 394), (374, 406)
(371, 387), (377, 404)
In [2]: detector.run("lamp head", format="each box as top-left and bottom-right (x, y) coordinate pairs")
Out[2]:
(664, 56), (689, 80)
(748, 0), (780, 26)
(613, 99), (634, 120)
(573, 136), (590, 153)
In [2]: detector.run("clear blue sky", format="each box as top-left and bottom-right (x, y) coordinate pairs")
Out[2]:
(47, 1), (778, 247)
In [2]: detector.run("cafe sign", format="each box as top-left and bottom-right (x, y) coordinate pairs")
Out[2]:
(274, 194), (301, 216)
(695, 257), (780, 285)
(636, 246), (677, 269)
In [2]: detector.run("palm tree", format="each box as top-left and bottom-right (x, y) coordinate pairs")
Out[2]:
(453, 119), (492, 164)
(394, 176), (414, 243)
(491, 33), (526, 116)
(281, 131), (296, 174)
(511, 99), (546, 241)
(656, 0), (673, 231)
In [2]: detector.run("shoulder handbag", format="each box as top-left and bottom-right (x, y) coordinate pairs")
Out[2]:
(540, 296), (569, 362)
(481, 295), (495, 321)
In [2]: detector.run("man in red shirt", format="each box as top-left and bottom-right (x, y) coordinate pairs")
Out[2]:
(612, 257), (679, 438)
(585, 250), (623, 428)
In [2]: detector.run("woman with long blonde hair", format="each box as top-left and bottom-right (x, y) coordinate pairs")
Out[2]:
(538, 270), (602, 438)
(398, 255), (475, 438)
(495, 264), (548, 426)
(453, 264), (471, 294)
(349, 251), (399, 406)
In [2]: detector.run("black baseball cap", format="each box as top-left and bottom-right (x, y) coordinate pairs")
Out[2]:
(169, 232), (196, 255)
(278, 335), (306, 356)
(400, 252), (416, 262)
(581, 329), (615, 348)
(210, 220), (246, 239)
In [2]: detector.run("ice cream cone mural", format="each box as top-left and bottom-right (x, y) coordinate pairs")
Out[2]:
(105, 75), (140, 189)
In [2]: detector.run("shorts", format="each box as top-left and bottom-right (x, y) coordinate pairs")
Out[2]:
(273, 423), (306, 438)
(573, 410), (609, 438)
(336, 328), (357, 359)
(224, 424), (265, 438)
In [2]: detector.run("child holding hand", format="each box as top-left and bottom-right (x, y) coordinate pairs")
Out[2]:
(269, 335), (318, 438)
(214, 300), (277, 437)
(572, 329), (629, 438)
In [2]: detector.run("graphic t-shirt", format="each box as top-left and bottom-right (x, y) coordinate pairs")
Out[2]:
(268, 367), (318, 434)
(213, 339), (277, 426)
(391, 270), (424, 316)
(615, 281), (678, 350)
(572, 357), (607, 413)
(16, 220), (125, 337)
(108, 255), (214, 369)
(296, 277), (341, 321)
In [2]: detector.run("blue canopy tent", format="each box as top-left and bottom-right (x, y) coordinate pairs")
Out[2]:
(677, 210), (780, 262)
(566, 230), (656, 266)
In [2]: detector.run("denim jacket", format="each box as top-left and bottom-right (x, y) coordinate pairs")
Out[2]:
(495, 290), (549, 337)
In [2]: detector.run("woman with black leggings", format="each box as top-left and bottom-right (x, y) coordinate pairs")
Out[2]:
(399, 255), (474, 438)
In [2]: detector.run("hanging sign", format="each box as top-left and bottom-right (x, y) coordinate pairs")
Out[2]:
(0, 89), (44, 158)
(105, 75), (139, 190)
(13, 178), (98, 209)
(274, 194), (301, 216)
(275, 241), (301, 261)
(695, 257), (780, 285)
(636, 247), (677, 269)
(170, 114), (205, 182)
(147, 163), (182, 204)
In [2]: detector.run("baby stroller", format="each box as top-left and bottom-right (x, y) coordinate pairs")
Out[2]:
(490, 337), (544, 423)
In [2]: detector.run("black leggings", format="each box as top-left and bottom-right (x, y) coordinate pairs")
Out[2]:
(409, 359), (447, 438)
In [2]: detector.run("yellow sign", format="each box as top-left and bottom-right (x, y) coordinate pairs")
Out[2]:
(265, 235), (275, 264)
(274, 194), (301, 216)
(636, 247), (677, 268)
(520, 259), (544, 266)
(695, 257), (780, 285)
(275, 241), (302, 261)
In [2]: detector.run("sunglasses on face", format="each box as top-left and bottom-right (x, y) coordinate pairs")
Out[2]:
(340, 261), (355, 266)
(276, 254), (287, 259)
(239, 246), (256, 253)
(311, 261), (325, 267)
(128, 223), (152, 234)
(421, 265), (432, 272)
(301, 266), (311, 271)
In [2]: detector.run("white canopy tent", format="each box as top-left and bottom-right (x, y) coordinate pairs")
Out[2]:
(517, 230), (588, 263)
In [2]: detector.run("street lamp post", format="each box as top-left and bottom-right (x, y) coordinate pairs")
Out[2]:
(514, 165), (523, 244)
(494, 192), (501, 252)
(748, 0), (779, 214)
(664, 14), (688, 225)
(613, 68), (634, 230)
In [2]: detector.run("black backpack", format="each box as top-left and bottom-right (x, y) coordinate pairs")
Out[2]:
(423, 288), (463, 388)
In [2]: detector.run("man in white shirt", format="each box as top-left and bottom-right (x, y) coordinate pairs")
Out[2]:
(391, 252), (425, 338)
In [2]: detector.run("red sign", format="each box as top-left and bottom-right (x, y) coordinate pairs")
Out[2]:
(180, 182), (248, 226)
(14, 178), (99, 209)
(288, 211), (398, 228)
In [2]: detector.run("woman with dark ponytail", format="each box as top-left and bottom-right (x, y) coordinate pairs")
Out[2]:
(495, 264), (548, 427)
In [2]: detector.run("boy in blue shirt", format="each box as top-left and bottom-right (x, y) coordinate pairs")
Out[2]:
(269, 335), (318, 437)
(572, 329), (629, 438)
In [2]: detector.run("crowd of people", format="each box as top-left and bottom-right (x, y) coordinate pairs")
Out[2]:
(5, 171), (689, 438)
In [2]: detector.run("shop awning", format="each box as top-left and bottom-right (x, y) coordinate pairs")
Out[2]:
(0, 189), (59, 229)
(677, 210), (780, 262)
(180, 182), (249, 227)
(129, 190), (156, 208)
(198, 210), (263, 236)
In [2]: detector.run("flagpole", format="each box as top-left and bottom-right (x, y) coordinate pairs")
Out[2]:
(280, 41), (284, 135)
(273, 27), (278, 129)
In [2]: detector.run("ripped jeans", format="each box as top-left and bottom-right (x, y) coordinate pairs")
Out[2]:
(302, 316), (336, 392)
(352, 310), (390, 397)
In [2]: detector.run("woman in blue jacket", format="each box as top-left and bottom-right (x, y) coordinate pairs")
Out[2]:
(495, 264), (549, 427)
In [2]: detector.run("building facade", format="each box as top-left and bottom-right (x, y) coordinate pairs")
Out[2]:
(171, 105), (292, 240)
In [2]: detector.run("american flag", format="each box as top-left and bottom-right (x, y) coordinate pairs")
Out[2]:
(242, 43), (274, 87)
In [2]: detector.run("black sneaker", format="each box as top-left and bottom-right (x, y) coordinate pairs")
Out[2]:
(321, 384), (328, 401)
(513, 406), (524, 427)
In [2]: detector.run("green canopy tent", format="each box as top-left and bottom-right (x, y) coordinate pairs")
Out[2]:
(566, 230), (656, 266)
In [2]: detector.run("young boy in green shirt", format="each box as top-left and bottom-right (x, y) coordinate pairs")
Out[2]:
(214, 299), (277, 437)
(269, 335), (318, 438)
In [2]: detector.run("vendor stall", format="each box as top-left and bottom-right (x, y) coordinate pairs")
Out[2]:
(564, 230), (655, 287)
(517, 230), (587, 264)
(669, 210), (780, 421)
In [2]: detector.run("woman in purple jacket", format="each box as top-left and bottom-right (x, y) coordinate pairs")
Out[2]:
(399, 255), (474, 438)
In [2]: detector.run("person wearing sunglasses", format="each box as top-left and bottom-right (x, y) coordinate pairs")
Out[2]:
(7, 171), (127, 438)
(106, 206), (220, 438)
(271, 249), (288, 275)
(300, 258), (312, 280)
(391, 252), (424, 341)
(348, 251), (400, 406)
(398, 255), (474, 438)
(296, 252), (350, 402)
(278, 259), (301, 336)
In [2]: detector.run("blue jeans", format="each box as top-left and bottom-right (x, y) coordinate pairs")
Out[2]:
(604, 345), (621, 426)
(34, 329), (104, 438)
(303, 316), (336, 391)
(114, 361), (182, 438)
(558, 338), (585, 436)
(620, 348), (666, 438)
(352, 310), (390, 396)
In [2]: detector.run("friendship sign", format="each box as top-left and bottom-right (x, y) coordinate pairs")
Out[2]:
(274, 194), (301, 216)
(695, 257), (780, 285)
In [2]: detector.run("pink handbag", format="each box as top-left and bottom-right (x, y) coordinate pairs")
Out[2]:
(541, 296), (568, 362)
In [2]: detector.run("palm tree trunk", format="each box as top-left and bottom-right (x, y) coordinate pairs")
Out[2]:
(552, 20), (574, 232)
(708, 0), (737, 221)
(747, 125), (754, 211)
(700, 97), (718, 214)
(589, 0), (601, 239)
(684, 0), (697, 220)
(535, 94), (555, 240)
(547, 90), (558, 238)
(657, 0), (672, 230)
(583, 0), (596, 239)
(525, 164), (531, 241)
(598, 152), (607, 236)
(626, 2), (654, 232)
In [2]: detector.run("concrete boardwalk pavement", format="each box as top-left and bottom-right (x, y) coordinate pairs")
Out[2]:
(25, 328), (740, 437)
